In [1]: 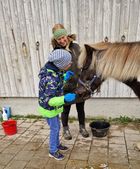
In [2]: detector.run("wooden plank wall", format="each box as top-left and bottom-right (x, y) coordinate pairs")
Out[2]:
(0, 0), (140, 97)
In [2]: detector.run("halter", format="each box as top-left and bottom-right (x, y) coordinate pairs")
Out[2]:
(78, 48), (102, 94)
(78, 68), (101, 94)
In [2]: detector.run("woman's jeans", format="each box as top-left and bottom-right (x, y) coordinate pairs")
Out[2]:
(46, 115), (60, 153)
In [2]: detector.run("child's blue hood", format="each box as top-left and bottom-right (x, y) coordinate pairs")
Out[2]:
(38, 62), (59, 79)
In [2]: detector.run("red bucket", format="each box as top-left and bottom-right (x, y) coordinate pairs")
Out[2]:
(2, 119), (17, 135)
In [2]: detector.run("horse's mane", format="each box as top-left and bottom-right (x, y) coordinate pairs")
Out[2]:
(79, 42), (140, 81)
(78, 42), (110, 68)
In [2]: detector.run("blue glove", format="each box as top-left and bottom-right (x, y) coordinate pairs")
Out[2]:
(64, 71), (74, 81)
(64, 93), (77, 103)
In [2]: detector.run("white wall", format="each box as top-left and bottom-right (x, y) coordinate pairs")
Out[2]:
(0, 98), (140, 118)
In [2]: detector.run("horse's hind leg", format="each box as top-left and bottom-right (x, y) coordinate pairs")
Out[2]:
(123, 78), (140, 100)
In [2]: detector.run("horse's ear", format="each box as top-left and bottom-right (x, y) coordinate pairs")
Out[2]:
(83, 44), (94, 68)
(85, 44), (94, 52)
(78, 44), (95, 69)
(84, 44), (94, 58)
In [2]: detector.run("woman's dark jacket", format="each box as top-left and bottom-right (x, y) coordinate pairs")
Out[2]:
(51, 34), (85, 103)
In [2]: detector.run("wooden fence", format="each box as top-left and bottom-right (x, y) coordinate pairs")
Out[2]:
(0, 0), (140, 97)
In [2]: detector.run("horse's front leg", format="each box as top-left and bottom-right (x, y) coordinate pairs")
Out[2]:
(123, 78), (140, 100)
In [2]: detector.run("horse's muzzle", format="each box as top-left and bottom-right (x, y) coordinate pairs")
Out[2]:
(74, 87), (91, 100)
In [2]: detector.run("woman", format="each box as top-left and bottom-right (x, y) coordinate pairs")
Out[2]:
(51, 23), (89, 140)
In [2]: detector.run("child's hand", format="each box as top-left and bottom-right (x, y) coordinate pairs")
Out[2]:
(64, 93), (77, 103)
(64, 71), (74, 81)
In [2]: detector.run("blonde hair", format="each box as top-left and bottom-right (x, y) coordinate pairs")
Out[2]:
(51, 23), (77, 48)
(52, 23), (65, 33)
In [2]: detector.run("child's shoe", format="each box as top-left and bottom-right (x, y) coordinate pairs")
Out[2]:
(49, 150), (64, 160)
(58, 144), (68, 151)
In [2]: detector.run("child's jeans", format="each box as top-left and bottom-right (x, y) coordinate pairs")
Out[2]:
(46, 115), (60, 153)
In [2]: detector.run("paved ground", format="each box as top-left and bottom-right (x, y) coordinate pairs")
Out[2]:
(0, 119), (140, 169)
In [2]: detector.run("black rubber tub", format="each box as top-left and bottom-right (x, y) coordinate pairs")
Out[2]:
(89, 121), (110, 137)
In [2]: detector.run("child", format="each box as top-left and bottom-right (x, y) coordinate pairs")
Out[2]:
(38, 49), (76, 160)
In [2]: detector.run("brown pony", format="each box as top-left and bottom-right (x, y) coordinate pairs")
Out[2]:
(76, 42), (140, 99)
